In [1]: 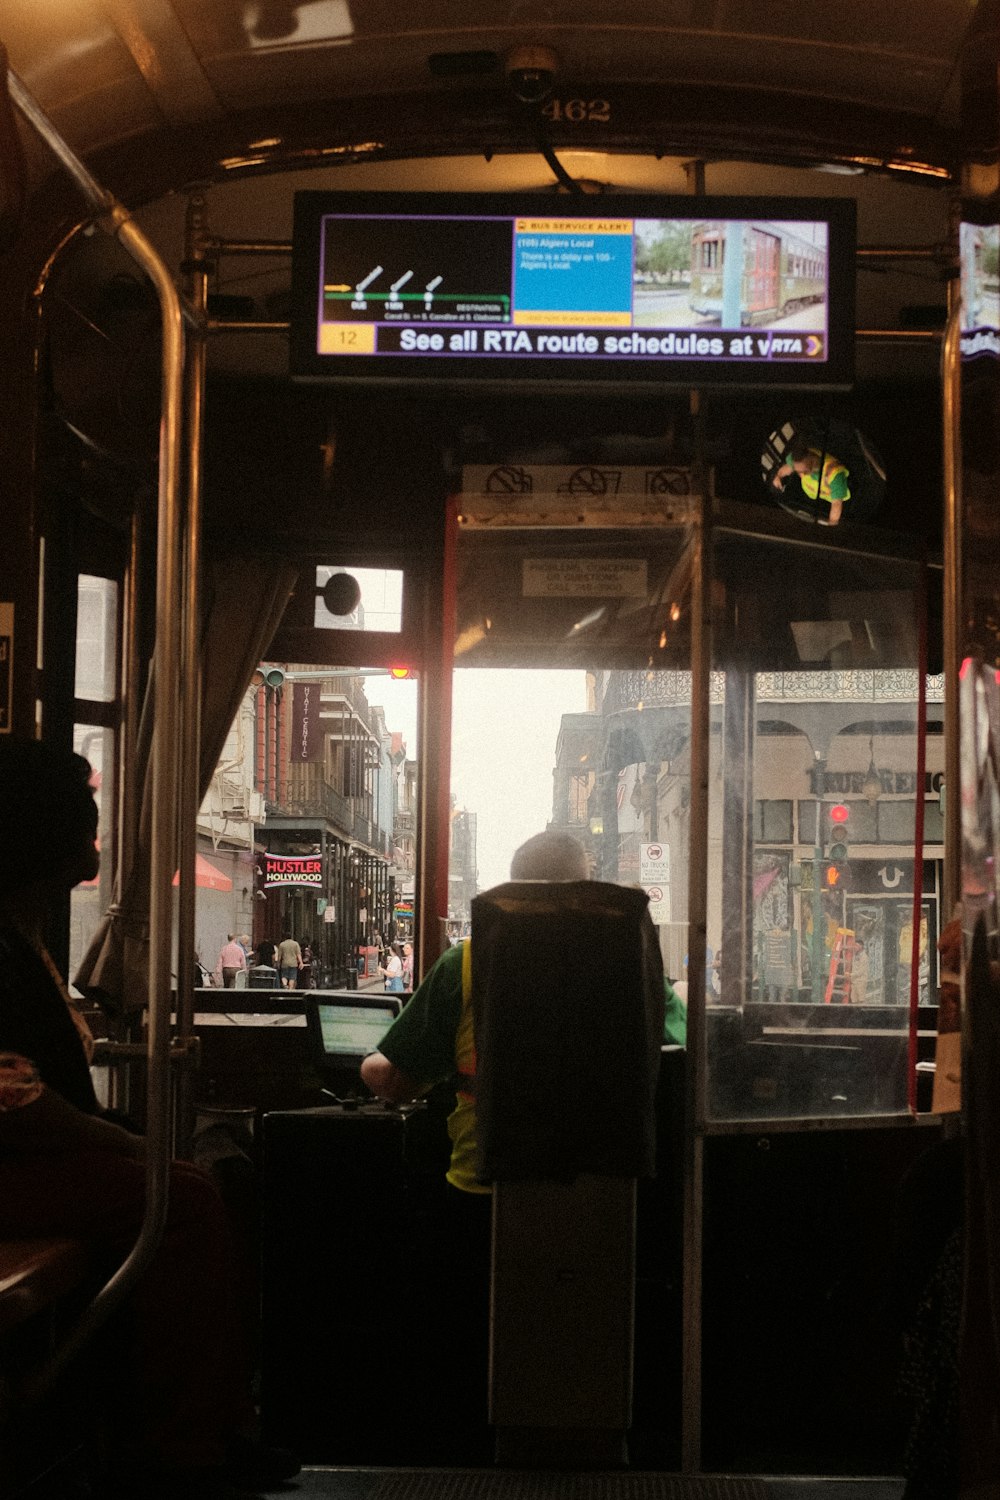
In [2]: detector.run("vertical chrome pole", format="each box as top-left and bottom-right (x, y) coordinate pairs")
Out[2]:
(417, 496), (458, 980)
(117, 205), (185, 1268)
(682, 421), (712, 1475)
(681, 155), (710, 1472)
(8, 69), (187, 1382)
(174, 193), (210, 1153)
(118, 511), (143, 892)
(941, 252), (963, 920)
(114, 508), (144, 1118)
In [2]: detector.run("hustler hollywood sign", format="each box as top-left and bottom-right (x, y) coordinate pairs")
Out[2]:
(264, 854), (323, 889)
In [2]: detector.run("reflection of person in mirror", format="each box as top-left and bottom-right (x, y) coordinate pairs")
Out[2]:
(772, 441), (851, 526)
(850, 939), (870, 1004)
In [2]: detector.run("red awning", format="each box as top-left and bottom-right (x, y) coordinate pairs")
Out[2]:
(172, 854), (233, 892)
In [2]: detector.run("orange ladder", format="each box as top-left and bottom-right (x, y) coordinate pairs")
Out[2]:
(824, 927), (856, 1004)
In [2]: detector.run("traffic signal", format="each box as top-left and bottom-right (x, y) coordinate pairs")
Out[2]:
(388, 664), (414, 679)
(825, 803), (851, 888)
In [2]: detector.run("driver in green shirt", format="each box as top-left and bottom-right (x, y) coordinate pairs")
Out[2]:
(361, 831), (686, 1194)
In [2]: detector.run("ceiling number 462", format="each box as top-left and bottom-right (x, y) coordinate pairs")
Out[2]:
(541, 98), (611, 123)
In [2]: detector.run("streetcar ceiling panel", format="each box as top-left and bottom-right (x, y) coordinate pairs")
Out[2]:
(3, 3), (976, 195)
(2, 2), (980, 398)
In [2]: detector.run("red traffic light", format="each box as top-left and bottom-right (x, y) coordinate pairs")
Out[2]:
(829, 803), (850, 823)
(389, 665), (413, 679)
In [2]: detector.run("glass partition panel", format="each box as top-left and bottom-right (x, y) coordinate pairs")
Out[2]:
(707, 534), (942, 1121)
(451, 523), (695, 990)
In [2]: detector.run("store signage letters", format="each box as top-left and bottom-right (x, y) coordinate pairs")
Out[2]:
(265, 854), (323, 889)
(291, 682), (322, 762)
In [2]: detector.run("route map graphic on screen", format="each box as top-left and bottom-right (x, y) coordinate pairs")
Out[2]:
(291, 193), (855, 389)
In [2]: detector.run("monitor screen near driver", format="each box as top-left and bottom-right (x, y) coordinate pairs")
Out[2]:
(308, 995), (401, 1069)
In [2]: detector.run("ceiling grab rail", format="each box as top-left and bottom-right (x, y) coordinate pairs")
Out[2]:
(7, 67), (189, 1395)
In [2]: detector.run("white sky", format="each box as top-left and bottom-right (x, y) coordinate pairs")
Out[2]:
(368, 668), (588, 892)
(366, 673), (418, 753)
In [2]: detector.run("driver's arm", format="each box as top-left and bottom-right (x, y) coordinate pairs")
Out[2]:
(360, 1051), (420, 1102)
(360, 942), (465, 1103)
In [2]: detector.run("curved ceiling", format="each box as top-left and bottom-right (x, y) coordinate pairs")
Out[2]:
(2, 1), (980, 205)
(6, 2), (986, 403)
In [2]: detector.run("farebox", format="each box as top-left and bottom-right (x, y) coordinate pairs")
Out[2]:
(470, 879), (664, 1467)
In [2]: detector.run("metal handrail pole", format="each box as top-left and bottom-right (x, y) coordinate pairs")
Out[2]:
(681, 158), (709, 1476)
(206, 318), (290, 332)
(856, 245), (942, 259)
(174, 194), (210, 1156)
(6, 71), (111, 211)
(681, 485), (712, 1474)
(857, 329), (941, 342)
(214, 238), (293, 255)
(8, 69), (186, 1390)
(941, 276), (963, 919)
(119, 512), (143, 892)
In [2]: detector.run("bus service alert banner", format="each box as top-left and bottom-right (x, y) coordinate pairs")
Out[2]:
(264, 854), (323, 889)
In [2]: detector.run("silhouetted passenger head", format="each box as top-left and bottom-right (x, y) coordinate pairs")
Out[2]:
(0, 738), (99, 895)
(509, 831), (589, 882)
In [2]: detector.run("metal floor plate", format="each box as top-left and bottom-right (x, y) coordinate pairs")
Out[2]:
(327, 1477), (770, 1500)
(285, 1473), (904, 1500)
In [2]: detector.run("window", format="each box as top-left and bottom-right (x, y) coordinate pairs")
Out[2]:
(314, 567), (403, 632)
(708, 534), (940, 1121)
(75, 576), (118, 702)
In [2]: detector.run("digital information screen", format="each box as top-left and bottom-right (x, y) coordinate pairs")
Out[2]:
(960, 220), (1000, 359)
(290, 193), (856, 389)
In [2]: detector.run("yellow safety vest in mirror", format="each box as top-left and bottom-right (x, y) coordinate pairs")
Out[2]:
(799, 453), (850, 503)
